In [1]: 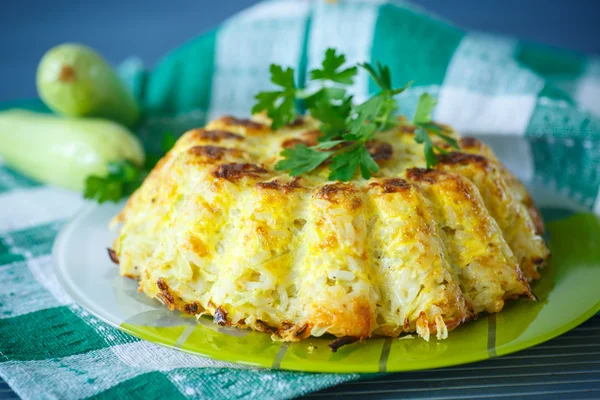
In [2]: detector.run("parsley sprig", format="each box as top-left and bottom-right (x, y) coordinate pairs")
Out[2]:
(413, 93), (459, 168)
(83, 132), (177, 203)
(83, 160), (142, 203)
(251, 65), (297, 129)
(253, 48), (459, 180)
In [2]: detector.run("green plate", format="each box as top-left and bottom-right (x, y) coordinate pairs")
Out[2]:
(53, 191), (600, 373)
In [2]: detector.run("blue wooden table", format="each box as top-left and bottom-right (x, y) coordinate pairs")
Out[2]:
(1, 1), (599, 398)
(312, 314), (600, 399)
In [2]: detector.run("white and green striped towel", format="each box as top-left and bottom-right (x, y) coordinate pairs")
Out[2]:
(1, 1), (599, 399)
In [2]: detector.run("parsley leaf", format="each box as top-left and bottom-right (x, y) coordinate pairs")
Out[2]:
(307, 95), (353, 141)
(83, 160), (144, 203)
(359, 63), (412, 95)
(328, 147), (360, 181)
(252, 64), (298, 129)
(413, 93), (437, 124)
(413, 93), (459, 168)
(275, 144), (331, 176)
(344, 96), (381, 141)
(357, 145), (380, 179)
(436, 132), (460, 149)
(84, 131), (178, 204)
(313, 140), (346, 150)
(360, 62), (392, 92)
(414, 127), (437, 168)
(305, 87), (348, 106)
(305, 49), (357, 140)
(328, 144), (379, 181)
(310, 48), (358, 85)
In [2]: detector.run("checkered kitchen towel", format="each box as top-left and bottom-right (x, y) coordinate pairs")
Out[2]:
(1, 1), (600, 399)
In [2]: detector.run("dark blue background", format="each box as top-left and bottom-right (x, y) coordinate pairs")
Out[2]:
(1, 0), (600, 102)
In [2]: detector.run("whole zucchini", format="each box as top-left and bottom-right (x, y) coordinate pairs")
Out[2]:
(0, 110), (144, 191)
(37, 44), (140, 128)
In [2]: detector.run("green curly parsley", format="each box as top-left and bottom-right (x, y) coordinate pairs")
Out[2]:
(252, 48), (459, 180)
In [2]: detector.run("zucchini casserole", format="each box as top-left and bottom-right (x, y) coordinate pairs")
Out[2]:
(111, 114), (549, 346)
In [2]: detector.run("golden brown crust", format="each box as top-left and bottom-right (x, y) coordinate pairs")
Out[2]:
(277, 322), (309, 341)
(255, 177), (303, 192)
(218, 116), (269, 134)
(366, 141), (393, 163)
(183, 302), (201, 315)
(107, 248), (119, 264)
(316, 182), (363, 212)
(311, 298), (374, 340)
(281, 130), (321, 148)
(459, 136), (484, 151)
(316, 182), (356, 201)
(156, 278), (175, 311)
(369, 178), (411, 193)
(523, 195), (546, 235)
(187, 145), (243, 162)
(189, 129), (244, 142)
(406, 168), (443, 183)
(212, 163), (269, 182)
(437, 152), (490, 169)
